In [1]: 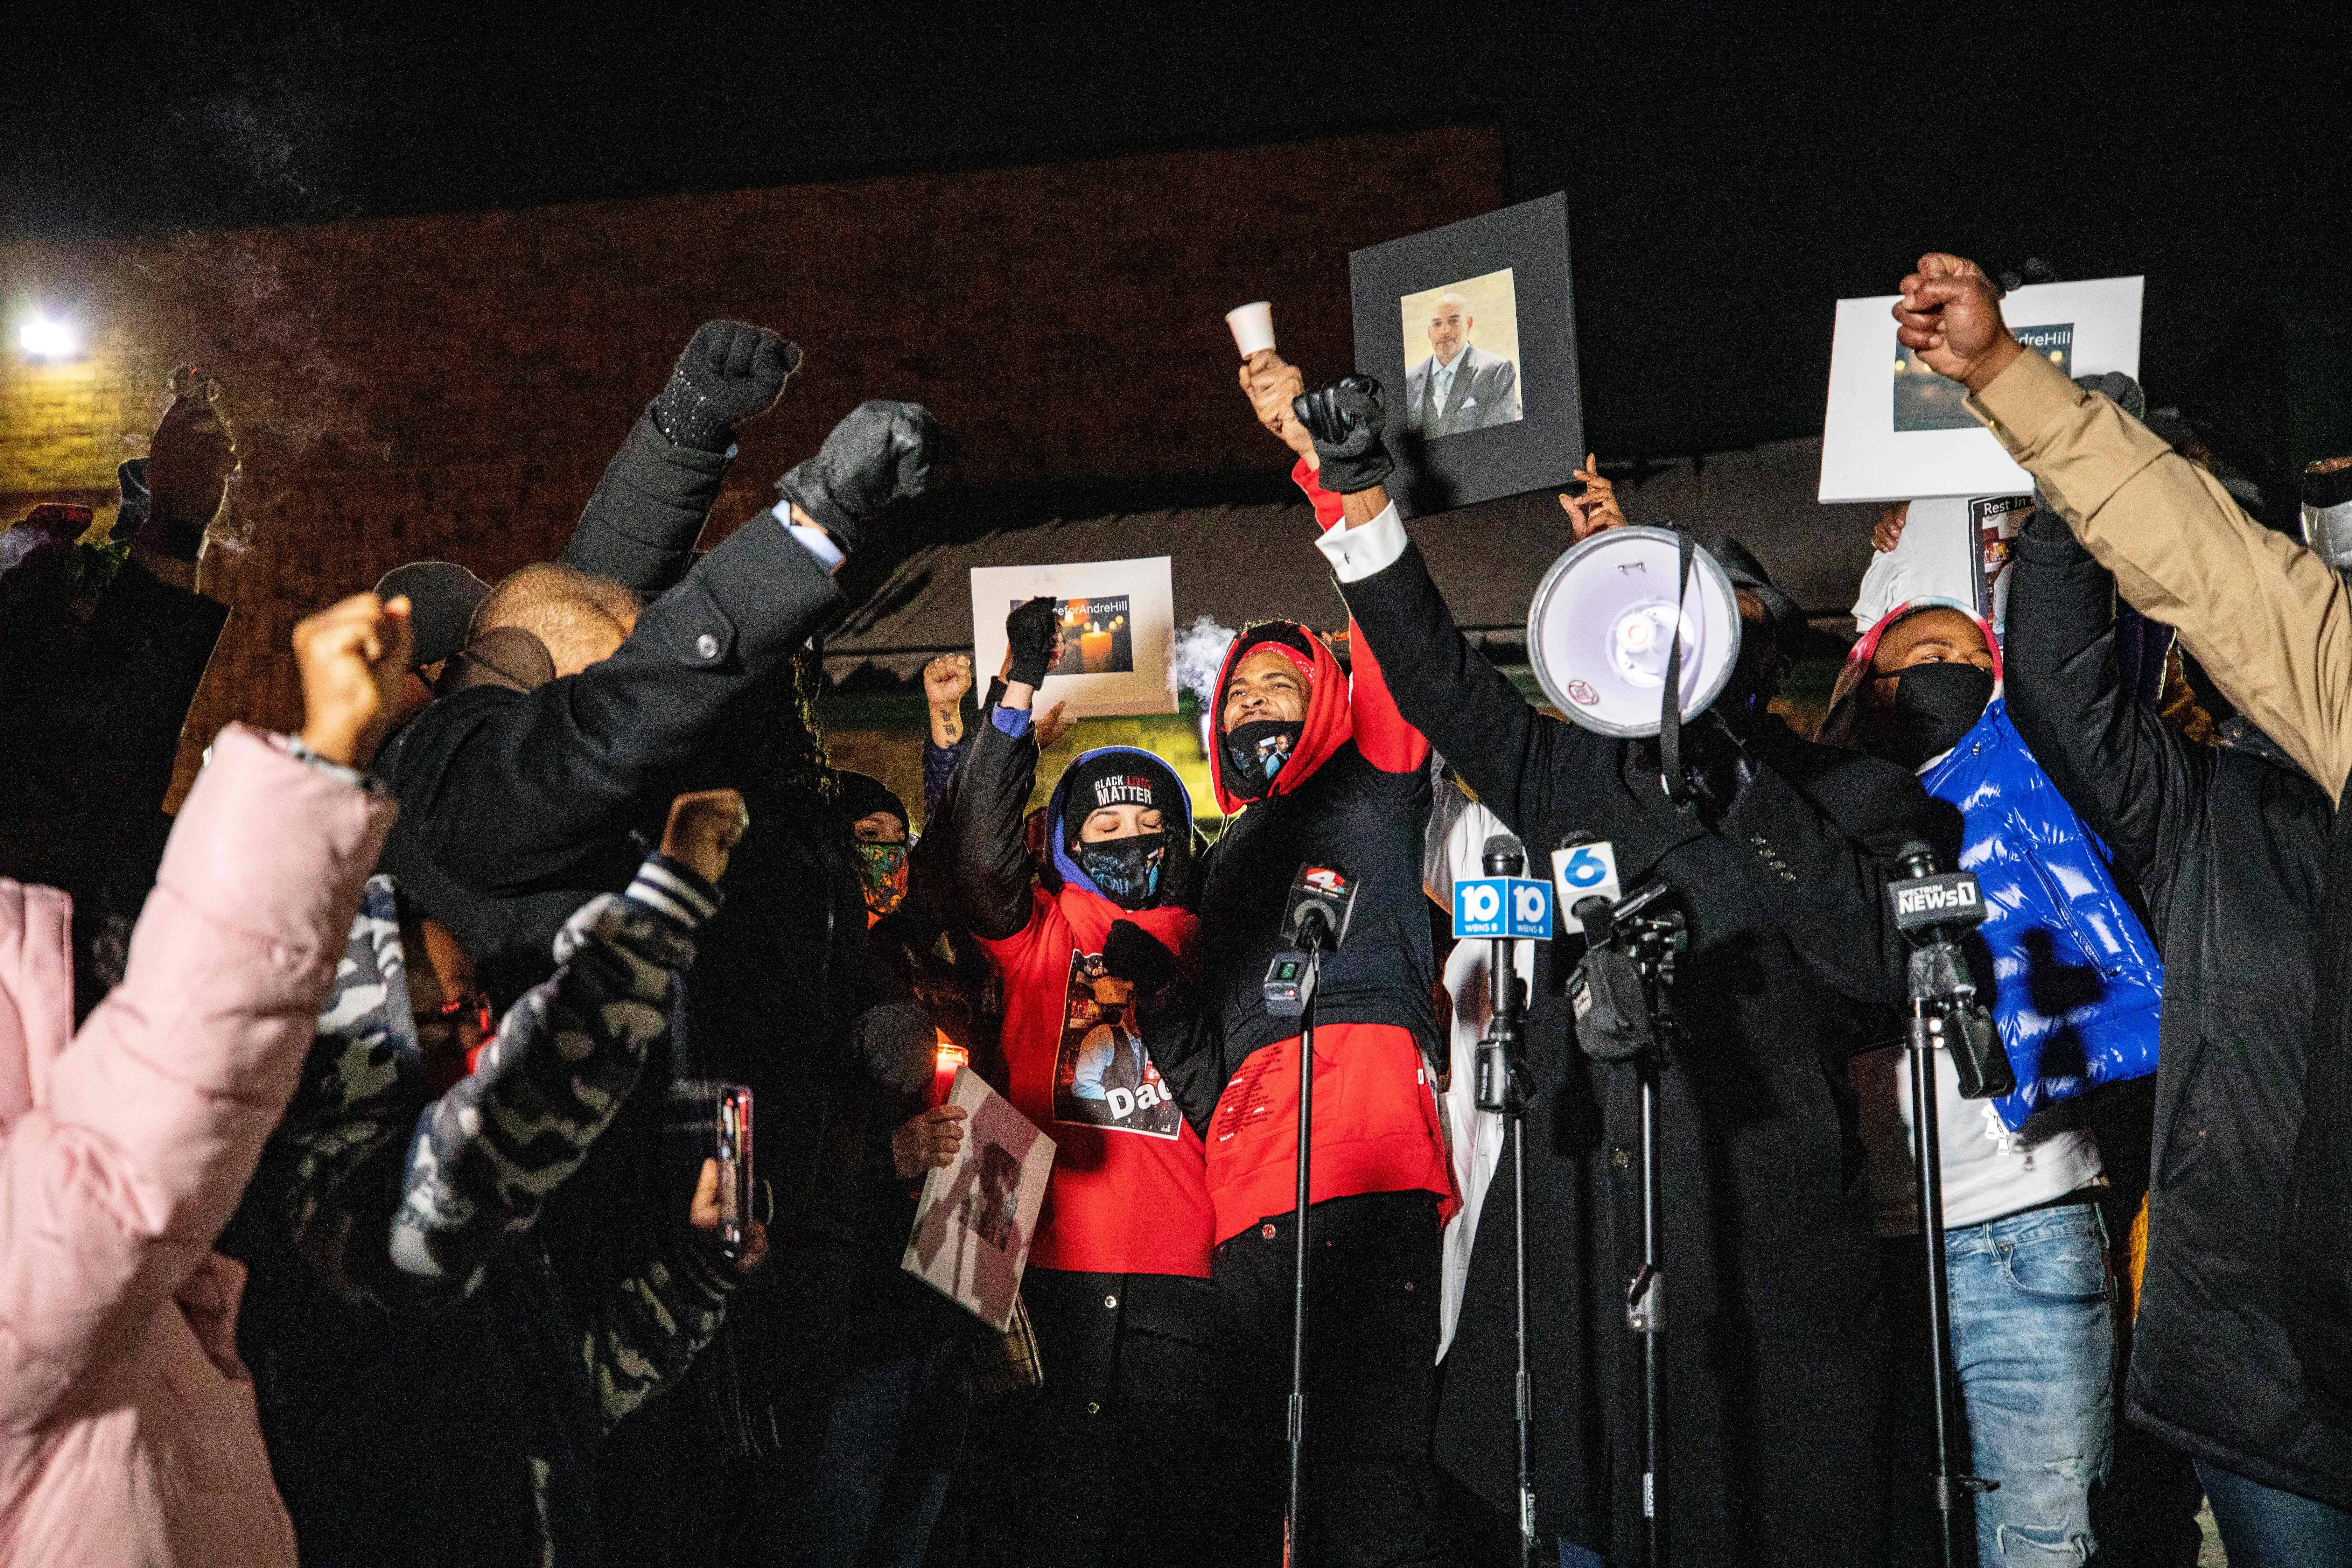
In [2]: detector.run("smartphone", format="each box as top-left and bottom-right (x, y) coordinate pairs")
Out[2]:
(667, 1080), (755, 1263)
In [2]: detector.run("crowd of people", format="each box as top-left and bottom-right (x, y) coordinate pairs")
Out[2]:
(0, 251), (2345, 1568)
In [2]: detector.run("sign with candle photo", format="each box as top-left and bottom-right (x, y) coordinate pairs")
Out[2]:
(970, 558), (1177, 718)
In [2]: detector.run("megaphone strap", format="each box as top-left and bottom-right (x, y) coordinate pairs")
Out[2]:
(1659, 530), (1696, 805)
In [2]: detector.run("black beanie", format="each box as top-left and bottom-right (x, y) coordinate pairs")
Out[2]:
(376, 560), (492, 671)
(1060, 752), (1180, 843)
(836, 770), (909, 831)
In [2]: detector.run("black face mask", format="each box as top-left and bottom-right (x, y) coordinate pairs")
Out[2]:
(1073, 832), (1168, 909)
(1888, 663), (1994, 767)
(1222, 719), (1304, 801)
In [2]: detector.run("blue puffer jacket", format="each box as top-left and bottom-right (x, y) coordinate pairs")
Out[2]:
(1919, 695), (2163, 1128)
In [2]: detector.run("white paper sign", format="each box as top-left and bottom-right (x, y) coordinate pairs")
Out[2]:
(1819, 276), (2144, 504)
(1851, 493), (2036, 636)
(969, 556), (1178, 719)
(901, 1068), (1057, 1331)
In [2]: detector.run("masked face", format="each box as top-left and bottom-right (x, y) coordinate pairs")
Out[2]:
(1073, 832), (1168, 909)
(2301, 457), (2352, 574)
(854, 840), (910, 917)
(1885, 663), (1995, 766)
(1222, 718), (1303, 801)
(1862, 607), (1997, 767)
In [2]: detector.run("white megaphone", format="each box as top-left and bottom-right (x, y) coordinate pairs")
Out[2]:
(1527, 525), (1744, 737)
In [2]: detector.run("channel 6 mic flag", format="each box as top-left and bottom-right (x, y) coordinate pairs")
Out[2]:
(1454, 872), (1554, 940)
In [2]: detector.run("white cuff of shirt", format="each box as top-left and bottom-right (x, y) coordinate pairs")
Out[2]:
(773, 500), (845, 574)
(1313, 500), (1409, 582)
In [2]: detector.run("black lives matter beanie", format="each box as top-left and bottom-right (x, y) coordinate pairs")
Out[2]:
(1060, 752), (1183, 841)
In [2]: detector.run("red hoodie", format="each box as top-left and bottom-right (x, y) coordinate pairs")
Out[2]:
(1189, 462), (1456, 1244)
(980, 880), (1213, 1276)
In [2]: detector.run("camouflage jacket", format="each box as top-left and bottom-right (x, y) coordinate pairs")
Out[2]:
(276, 854), (738, 1430)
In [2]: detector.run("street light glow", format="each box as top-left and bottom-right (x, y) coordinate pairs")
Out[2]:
(19, 317), (78, 358)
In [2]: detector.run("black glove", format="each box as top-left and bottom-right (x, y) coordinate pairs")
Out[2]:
(773, 400), (954, 555)
(1291, 375), (1395, 496)
(2074, 370), (2146, 422)
(1004, 595), (1060, 688)
(651, 321), (802, 453)
(1101, 919), (1178, 1000)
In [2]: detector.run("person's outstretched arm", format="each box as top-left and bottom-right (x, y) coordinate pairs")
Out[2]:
(390, 402), (952, 894)
(382, 513), (833, 890)
(2005, 509), (2203, 892)
(941, 603), (1064, 944)
(1896, 252), (2352, 797)
(1246, 363), (1560, 831)
(387, 811), (733, 1293)
(0, 595), (404, 1431)
(1289, 459), (1431, 776)
(562, 331), (769, 593)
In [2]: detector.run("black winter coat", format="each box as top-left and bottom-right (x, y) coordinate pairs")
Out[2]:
(375, 463), (847, 1001)
(1339, 537), (1933, 1567)
(554, 410), (968, 1468)
(2004, 513), (2352, 1508)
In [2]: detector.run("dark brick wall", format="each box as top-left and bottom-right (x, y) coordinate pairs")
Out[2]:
(0, 127), (1503, 803)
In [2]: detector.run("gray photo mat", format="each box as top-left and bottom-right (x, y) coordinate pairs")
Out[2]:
(1349, 191), (1585, 516)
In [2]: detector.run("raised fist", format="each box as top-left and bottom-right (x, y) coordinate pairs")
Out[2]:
(143, 366), (238, 559)
(660, 788), (750, 886)
(773, 400), (954, 555)
(924, 652), (974, 711)
(1892, 255), (2020, 393)
(1238, 351), (1314, 463)
(292, 591), (414, 768)
(651, 321), (802, 452)
(1004, 594), (1063, 690)
(1291, 375), (1394, 496)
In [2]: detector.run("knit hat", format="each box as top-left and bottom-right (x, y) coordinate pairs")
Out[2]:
(1059, 752), (1181, 841)
(1701, 536), (1806, 655)
(836, 770), (909, 833)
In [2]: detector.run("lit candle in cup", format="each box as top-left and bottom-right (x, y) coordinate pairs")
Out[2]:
(929, 1040), (969, 1109)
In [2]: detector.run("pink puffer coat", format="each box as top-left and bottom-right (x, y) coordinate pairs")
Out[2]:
(0, 724), (393, 1566)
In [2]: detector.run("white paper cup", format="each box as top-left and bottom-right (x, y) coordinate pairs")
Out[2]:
(1226, 301), (1276, 359)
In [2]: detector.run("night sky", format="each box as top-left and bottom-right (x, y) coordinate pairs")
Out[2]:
(11, 1), (2348, 461)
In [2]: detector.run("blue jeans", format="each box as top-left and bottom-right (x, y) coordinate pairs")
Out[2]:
(2195, 1460), (2352, 1567)
(1885, 1202), (2115, 1566)
(789, 1339), (971, 1568)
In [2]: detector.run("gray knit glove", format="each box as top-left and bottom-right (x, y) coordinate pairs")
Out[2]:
(651, 321), (802, 452)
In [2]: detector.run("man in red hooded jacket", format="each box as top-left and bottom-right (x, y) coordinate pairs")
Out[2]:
(1112, 416), (1452, 1567)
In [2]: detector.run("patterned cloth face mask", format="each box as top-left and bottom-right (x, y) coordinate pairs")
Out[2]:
(855, 840), (911, 917)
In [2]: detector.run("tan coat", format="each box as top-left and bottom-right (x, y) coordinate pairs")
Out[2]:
(1966, 345), (2352, 797)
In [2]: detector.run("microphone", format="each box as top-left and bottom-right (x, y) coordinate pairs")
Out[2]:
(1282, 864), (1357, 955)
(1483, 833), (1525, 879)
(1885, 841), (2015, 1100)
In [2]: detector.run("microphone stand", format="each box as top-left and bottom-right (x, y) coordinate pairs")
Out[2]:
(1578, 883), (1684, 1568)
(1627, 919), (1677, 1568)
(1285, 919), (1329, 1567)
(1905, 948), (2001, 1566)
(1475, 849), (1537, 1567)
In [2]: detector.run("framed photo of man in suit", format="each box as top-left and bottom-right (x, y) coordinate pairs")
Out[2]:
(1350, 193), (1583, 514)
(1399, 269), (1525, 439)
